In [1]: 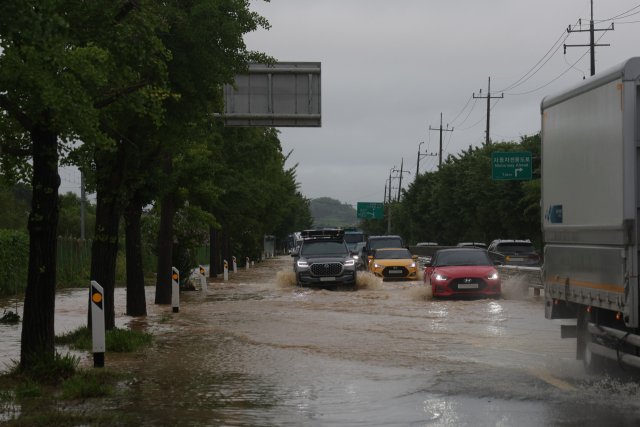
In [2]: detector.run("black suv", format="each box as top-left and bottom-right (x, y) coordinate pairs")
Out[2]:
(488, 239), (540, 267)
(362, 235), (405, 265)
(292, 229), (358, 289)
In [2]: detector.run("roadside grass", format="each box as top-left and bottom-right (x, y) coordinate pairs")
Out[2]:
(61, 369), (119, 399)
(56, 325), (153, 353)
(14, 380), (43, 398)
(5, 351), (79, 384)
(159, 315), (170, 323)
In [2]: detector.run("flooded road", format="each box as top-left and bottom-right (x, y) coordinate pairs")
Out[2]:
(2, 258), (640, 426)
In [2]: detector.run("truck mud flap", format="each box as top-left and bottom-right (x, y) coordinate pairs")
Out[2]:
(587, 323), (640, 369)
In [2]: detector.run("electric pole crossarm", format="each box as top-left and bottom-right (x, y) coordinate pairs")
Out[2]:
(564, 0), (612, 76)
(567, 23), (613, 32)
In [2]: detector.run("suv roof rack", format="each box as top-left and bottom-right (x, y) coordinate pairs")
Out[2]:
(300, 229), (345, 239)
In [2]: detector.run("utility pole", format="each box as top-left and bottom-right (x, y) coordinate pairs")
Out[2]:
(416, 142), (438, 178)
(387, 166), (397, 233)
(473, 78), (503, 146)
(429, 113), (453, 166)
(81, 171), (86, 240)
(564, 0), (613, 76)
(396, 159), (410, 201)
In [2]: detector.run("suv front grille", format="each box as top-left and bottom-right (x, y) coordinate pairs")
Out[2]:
(310, 262), (343, 276)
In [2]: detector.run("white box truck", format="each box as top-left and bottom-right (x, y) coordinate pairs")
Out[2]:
(542, 57), (640, 372)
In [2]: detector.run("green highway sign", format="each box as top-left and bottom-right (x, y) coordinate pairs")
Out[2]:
(357, 202), (384, 219)
(491, 151), (532, 180)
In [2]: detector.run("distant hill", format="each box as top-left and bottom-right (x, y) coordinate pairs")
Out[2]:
(310, 197), (357, 228)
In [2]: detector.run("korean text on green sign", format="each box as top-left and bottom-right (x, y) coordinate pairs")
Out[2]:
(357, 202), (383, 219)
(491, 151), (532, 180)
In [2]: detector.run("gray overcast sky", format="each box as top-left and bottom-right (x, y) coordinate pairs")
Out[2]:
(243, 0), (640, 206)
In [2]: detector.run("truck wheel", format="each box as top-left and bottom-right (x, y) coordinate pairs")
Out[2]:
(580, 306), (606, 374)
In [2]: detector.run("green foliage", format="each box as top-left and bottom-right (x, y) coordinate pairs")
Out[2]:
(14, 380), (42, 398)
(56, 192), (96, 240)
(54, 326), (91, 345)
(0, 229), (29, 297)
(61, 370), (113, 399)
(8, 352), (79, 383)
(0, 389), (12, 401)
(390, 134), (542, 249)
(56, 325), (153, 353)
(0, 310), (21, 323)
(0, 189), (29, 230)
(310, 197), (357, 227)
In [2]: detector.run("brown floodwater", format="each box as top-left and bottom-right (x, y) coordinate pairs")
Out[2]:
(2, 258), (640, 426)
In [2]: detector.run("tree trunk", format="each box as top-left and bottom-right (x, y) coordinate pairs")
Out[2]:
(209, 225), (218, 278)
(89, 191), (125, 330)
(125, 199), (147, 316)
(155, 151), (174, 304)
(20, 121), (60, 367)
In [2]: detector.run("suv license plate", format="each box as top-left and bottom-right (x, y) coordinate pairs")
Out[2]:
(458, 283), (478, 289)
(509, 258), (524, 262)
(389, 271), (403, 274)
(320, 277), (336, 282)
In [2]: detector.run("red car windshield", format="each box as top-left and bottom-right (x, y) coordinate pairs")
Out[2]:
(435, 251), (491, 267)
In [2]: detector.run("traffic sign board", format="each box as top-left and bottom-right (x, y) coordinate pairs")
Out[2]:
(357, 202), (383, 219)
(491, 151), (532, 180)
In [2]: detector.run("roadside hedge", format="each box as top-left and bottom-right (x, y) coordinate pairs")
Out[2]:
(0, 230), (29, 298)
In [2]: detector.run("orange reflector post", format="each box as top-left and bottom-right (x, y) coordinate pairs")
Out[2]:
(200, 269), (204, 274)
(92, 293), (102, 303)
(173, 273), (178, 280)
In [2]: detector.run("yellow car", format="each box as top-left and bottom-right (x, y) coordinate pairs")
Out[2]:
(368, 248), (419, 279)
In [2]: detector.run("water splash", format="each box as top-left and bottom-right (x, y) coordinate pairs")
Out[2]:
(273, 269), (297, 289)
(356, 271), (382, 290)
(404, 285), (433, 301)
(501, 274), (530, 300)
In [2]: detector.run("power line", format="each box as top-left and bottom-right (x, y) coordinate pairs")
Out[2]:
(429, 113), (454, 167)
(448, 96), (473, 126)
(458, 98), (500, 130)
(508, 29), (611, 96)
(595, 4), (640, 22)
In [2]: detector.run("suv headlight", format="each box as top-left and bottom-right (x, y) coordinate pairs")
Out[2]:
(406, 262), (416, 268)
(297, 261), (308, 268)
(434, 274), (450, 281)
(486, 272), (499, 280)
(344, 260), (355, 266)
(373, 262), (384, 269)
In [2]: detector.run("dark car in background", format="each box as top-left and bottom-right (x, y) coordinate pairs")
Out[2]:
(352, 242), (367, 270)
(292, 229), (357, 289)
(362, 235), (405, 262)
(487, 239), (540, 266)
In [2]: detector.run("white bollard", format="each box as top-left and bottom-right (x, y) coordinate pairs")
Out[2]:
(261, 252), (265, 261)
(172, 267), (179, 313)
(199, 265), (207, 293)
(246, 257), (250, 270)
(90, 281), (105, 368)
(223, 260), (228, 281)
(233, 256), (237, 274)
(251, 261), (254, 266)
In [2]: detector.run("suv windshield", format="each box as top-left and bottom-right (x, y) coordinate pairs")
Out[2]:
(302, 241), (348, 256)
(435, 250), (491, 267)
(354, 242), (366, 250)
(370, 238), (403, 250)
(344, 234), (365, 244)
(375, 249), (412, 259)
(496, 243), (536, 253)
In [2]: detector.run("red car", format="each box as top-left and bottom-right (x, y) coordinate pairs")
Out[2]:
(424, 248), (501, 298)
